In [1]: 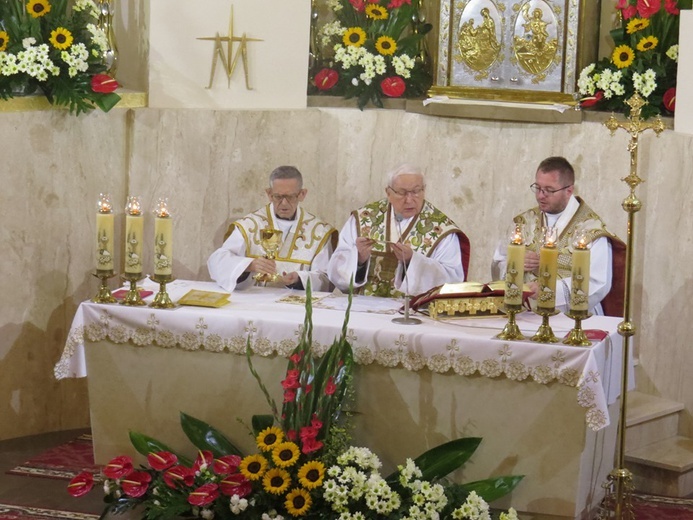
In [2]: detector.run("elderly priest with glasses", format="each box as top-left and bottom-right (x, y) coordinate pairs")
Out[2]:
(328, 163), (470, 297)
(492, 156), (625, 316)
(208, 166), (337, 292)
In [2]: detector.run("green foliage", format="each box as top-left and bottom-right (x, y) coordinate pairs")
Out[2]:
(180, 412), (243, 458)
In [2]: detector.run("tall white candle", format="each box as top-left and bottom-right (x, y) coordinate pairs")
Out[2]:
(124, 196), (143, 274)
(570, 234), (591, 312)
(537, 227), (558, 310)
(504, 224), (526, 307)
(153, 198), (173, 276)
(96, 194), (114, 271)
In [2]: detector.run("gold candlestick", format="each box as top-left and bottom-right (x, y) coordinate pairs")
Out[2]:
(120, 272), (146, 306)
(597, 93), (665, 520)
(91, 269), (117, 304)
(531, 307), (559, 343)
(149, 274), (176, 309)
(562, 309), (592, 346)
(496, 303), (525, 341)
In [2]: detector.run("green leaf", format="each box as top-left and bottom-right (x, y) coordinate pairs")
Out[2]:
(92, 92), (121, 113)
(180, 412), (243, 457)
(387, 437), (482, 482)
(453, 475), (525, 503)
(251, 414), (275, 435)
(128, 431), (192, 467)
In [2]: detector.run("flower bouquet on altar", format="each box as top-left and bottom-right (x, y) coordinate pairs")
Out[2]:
(0, 0), (120, 114)
(577, 0), (692, 119)
(68, 283), (523, 519)
(308, 0), (432, 109)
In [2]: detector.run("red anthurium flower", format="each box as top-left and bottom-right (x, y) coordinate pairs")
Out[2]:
(103, 455), (133, 479)
(213, 455), (242, 476)
(663, 87), (676, 112)
(314, 68), (339, 91)
(219, 473), (252, 497)
(193, 450), (214, 473)
(637, 0), (661, 18)
(67, 472), (94, 497)
(91, 74), (119, 94)
(381, 76), (406, 98)
(163, 465), (196, 488)
(665, 0), (679, 15)
(580, 91), (604, 108)
(188, 483), (219, 507)
(324, 376), (337, 396)
(147, 451), (178, 471)
(121, 471), (152, 498)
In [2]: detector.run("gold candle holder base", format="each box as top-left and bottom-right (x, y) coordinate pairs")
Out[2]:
(253, 272), (281, 286)
(563, 310), (592, 346)
(496, 304), (525, 341)
(531, 307), (559, 343)
(120, 272), (146, 306)
(596, 468), (635, 520)
(150, 274), (176, 309)
(91, 269), (117, 304)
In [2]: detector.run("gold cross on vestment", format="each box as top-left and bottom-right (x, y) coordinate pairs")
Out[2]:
(197, 5), (263, 90)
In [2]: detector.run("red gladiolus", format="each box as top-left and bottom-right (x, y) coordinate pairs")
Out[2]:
(388, 0), (411, 7)
(103, 455), (133, 479)
(283, 389), (296, 403)
(91, 74), (119, 94)
(193, 450), (214, 473)
(282, 370), (300, 390)
(188, 483), (220, 506)
(289, 352), (302, 365)
(325, 376), (337, 396)
(665, 0), (679, 14)
(121, 471), (152, 498)
(147, 451), (178, 471)
(580, 91), (604, 108)
(381, 76), (406, 98)
(637, 0), (661, 18)
(663, 87), (676, 112)
(301, 437), (324, 454)
(220, 473), (252, 497)
(314, 68), (339, 91)
(67, 472), (94, 497)
(349, 0), (365, 11)
(163, 465), (196, 488)
(286, 429), (297, 441)
(213, 455), (242, 475)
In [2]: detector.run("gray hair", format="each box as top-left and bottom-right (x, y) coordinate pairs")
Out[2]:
(386, 163), (425, 187)
(269, 165), (303, 189)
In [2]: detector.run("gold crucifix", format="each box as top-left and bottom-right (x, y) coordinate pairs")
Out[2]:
(197, 5), (263, 90)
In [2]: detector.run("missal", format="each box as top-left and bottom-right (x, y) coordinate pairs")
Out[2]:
(177, 289), (231, 308)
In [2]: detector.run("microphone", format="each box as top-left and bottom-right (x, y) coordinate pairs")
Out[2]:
(392, 214), (421, 325)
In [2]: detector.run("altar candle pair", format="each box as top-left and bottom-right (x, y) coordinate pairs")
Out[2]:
(537, 228), (559, 310)
(504, 224), (525, 307)
(570, 233), (591, 312)
(96, 194), (114, 271)
(153, 198), (173, 276)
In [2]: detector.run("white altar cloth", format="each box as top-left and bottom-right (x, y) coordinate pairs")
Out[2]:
(55, 279), (631, 432)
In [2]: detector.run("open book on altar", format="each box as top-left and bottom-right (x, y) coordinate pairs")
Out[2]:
(411, 281), (532, 319)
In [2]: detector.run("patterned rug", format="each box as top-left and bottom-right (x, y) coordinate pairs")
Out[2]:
(0, 503), (98, 520)
(6, 434), (101, 482)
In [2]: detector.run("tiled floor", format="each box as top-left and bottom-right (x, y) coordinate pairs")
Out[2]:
(0, 429), (104, 516)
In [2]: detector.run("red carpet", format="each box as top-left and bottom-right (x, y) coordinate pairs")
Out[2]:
(6, 434), (101, 482)
(631, 493), (693, 519)
(0, 503), (97, 520)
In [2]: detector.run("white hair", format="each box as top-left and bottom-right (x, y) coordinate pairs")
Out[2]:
(386, 163), (425, 187)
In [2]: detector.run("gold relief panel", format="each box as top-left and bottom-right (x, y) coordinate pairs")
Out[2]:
(431, 0), (600, 104)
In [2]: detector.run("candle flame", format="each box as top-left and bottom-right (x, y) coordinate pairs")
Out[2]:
(97, 194), (112, 213)
(155, 198), (171, 218)
(126, 196), (142, 216)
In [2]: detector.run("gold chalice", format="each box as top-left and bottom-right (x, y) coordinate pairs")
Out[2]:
(254, 228), (283, 284)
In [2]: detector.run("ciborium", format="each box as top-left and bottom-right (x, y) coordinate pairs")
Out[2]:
(254, 228), (283, 285)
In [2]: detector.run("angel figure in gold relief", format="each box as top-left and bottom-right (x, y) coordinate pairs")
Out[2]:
(512, 3), (558, 78)
(456, 7), (500, 73)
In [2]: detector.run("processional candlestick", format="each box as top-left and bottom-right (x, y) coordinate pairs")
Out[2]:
(598, 94), (665, 520)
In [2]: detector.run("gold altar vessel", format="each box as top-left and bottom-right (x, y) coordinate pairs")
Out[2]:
(254, 228), (283, 285)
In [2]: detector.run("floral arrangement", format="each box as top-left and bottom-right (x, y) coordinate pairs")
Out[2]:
(577, 0), (691, 119)
(308, 0), (432, 109)
(0, 0), (120, 114)
(68, 284), (523, 519)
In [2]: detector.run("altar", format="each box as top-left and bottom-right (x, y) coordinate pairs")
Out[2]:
(55, 279), (631, 520)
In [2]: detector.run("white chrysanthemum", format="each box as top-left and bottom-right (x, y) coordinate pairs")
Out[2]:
(327, 0), (343, 11)
(500, 508), (520, 520)
(22, 37), (36, 49)
(87, 23), (109, 52)
(666, 44), (678, 62)
(318, 20), (345, 48)
(577, 65), (596, 95)
(73, 0), (99, 16)
(633, 69), (657, 97)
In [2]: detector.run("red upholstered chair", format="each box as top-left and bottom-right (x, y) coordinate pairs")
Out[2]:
(456, 231), (471, 282)
(601, 236), (626, 317)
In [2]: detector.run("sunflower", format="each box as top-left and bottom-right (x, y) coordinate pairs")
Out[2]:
(239, 454), (268, 481)
(262, 467), (292, 495)
(0, 31), (8, 52)
(256, 426), (284, 452)
(26, 0), (51, 18)
(365, 4), (388, 19)
(626, 17), (649, 34)
(636, 36), (658, 52)
(49, 28), (73, 50)
(272, 442), (301, 468)
(285, 488), (312, 517)
(375, 36), (397, 56)
(343, 27), (367, 47)
(612, 45), (635, 69)
(297, 460), (325, 489)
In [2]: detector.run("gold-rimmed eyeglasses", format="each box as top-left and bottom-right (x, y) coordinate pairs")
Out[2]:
(270, 193), (301, 203)
(530, 183), (572, 196)
(387, 186), (425, 198)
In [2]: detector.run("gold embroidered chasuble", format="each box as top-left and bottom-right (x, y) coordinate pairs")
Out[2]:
(514, 196), (619, 282)
(228, 204), (336, 277)
(354, 199), (462, 297)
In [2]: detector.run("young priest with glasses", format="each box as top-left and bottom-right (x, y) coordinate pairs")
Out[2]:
(208, 166), (337, 292)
